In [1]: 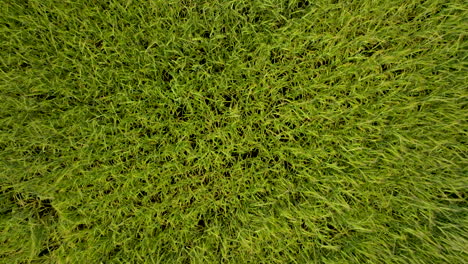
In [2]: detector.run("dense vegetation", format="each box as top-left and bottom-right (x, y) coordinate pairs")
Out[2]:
(1, 0), (466, 263)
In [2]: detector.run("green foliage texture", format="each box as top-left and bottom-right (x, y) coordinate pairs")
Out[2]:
(1, 0), (467, 263)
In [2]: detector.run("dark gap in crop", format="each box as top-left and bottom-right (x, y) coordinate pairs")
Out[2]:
(137, 190), (147, 199)
(272, 156), (280, 163)
(342, 193), (354, 204)
(76, 224), (88, 231)
(19, 62), (31, 68)
(181, 157), (188, 167)
(255, 190), (269, 200)
(444, 191), (462, 199)
(285, 122), (296, 129)
(197, 167), (206, 176)
(289, 192), (303, 206)
(240, 7), (250, 16)
(197, 47), (206, 55)
(0, 143), (7, 152)
(297, 0), (311, 9)
(361, 47), (375, 57)
(408, 89), (431, 97)
(97, 1), (111, 10)
(38, 244), (59, 257)
(135, 231), (142, 240)
(94, 40), (103, 49)
(138, 147), (150, 156)
(293, 132), (306, 141)
(202, 176), (211, 185)
(361, 42), (385, 57)
(197, 219), (206, 229)
(347, 73), (358, 82)
(236, 128), (244, 137)
(108, 245), (121, 259)
(0, 208), (13, 216)
(212, 64), (225, 73)
(174, 105), (187, 120)
(189, 134), (197, 149)
(252, 123), (261, 131)
(407, 50), (425, 59)
(224, 159), (234, 168)
(120, 61), (130, 68)
(178, 8), (187, 18)
(381, 222), (392, 228)
(244, 109), (260, 117)
(234, 24), (242, 34)
(30, 93), (57, 101)
(304, 42), (319, 52)
(280, 86), (290, 97)
(161, 69), (173, 83)
(45, 11), (58, 21)
(212, 191), (223, 202)
(323, 79), (336, 86)
(285, 0), (311, 19)
(212, 121), (223, 129)
(326, 223), (337, 230)
(443, 191), (467, 206)
(13, 193), (26, 205)
(342, 101), (351, 108)
(212, 105), (222, 115)
(244, 148), (259, 159)
(277, 72), (287, 79)
(180, 0), (194, 8)
(121, 155), (135, 163)
(274, 19), (286, 29)
(0, 187), (13, 197)
(199, 58), (206, 65)
(389, 69), (404, 77)
(231, 148), (259, 160)
(225, 44), (234, 52)
(105, 176), (115, 183)
(202, 31), (210, 38)
(139, 38), (149, 49)
(270, 49), (284, 64)
(429, 5), (447, 18)
(4, 21), (14, 29)
(204, 96), (215, 113)
(223, 94), (237, 108)
(150, 194), (162, 203)
(283, 161), (293, 172)
(381, 64), (390, 72)
(334, 117), (347, 127)
(354, 98), (363, 104)
(189, 197), (196, 205)
(37, 199), (55, 218)
(159, 155), (174, 164)
(315, 59), (331, 68)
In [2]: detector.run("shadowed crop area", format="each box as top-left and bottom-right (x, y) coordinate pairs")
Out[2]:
(1, 0), (467, 263)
